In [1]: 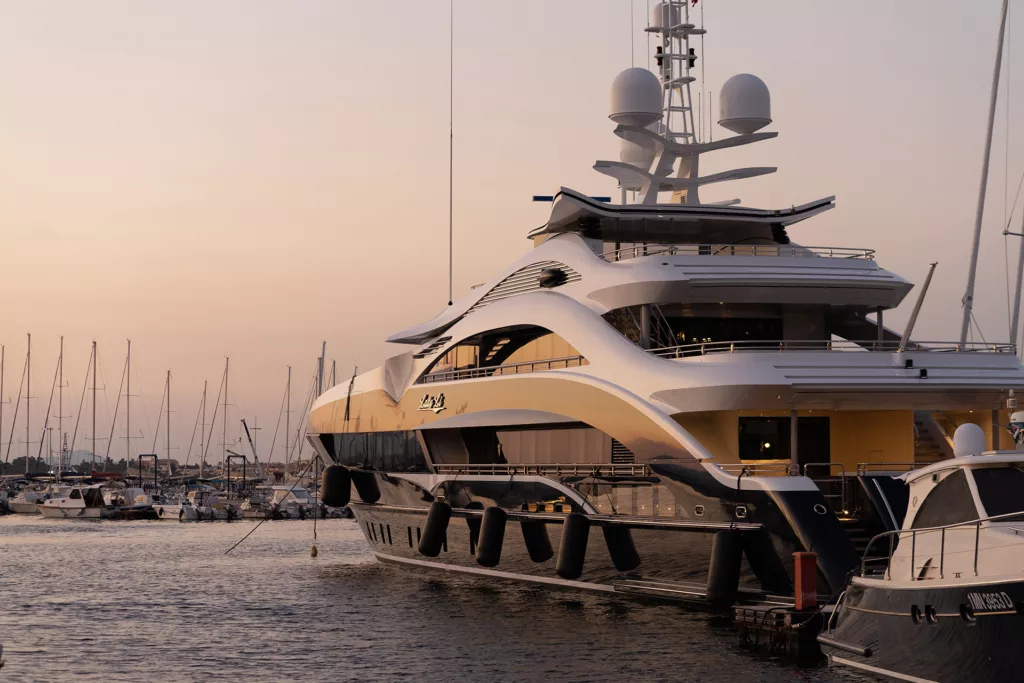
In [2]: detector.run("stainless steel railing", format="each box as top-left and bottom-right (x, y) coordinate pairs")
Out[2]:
(714, 462), (797, 476)
(431, 463), (652, 477)
(860, 510), (1024, 580)
(417, 355), (587, 384)
(649, 339), (1016, 358)
(803, 463), (848, 513)
(601, 243), (876, 262)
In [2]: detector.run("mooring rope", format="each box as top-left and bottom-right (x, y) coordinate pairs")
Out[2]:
(224, 456), (317, 555)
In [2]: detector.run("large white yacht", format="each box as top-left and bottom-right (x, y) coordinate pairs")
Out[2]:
(308, 3), (1024, 606)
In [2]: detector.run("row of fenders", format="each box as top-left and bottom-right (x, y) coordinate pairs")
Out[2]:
(322, 464), (750, 607)
(418, 499), (641, 578)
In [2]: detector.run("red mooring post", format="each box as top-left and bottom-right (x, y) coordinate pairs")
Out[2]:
(793, 552), (818, 611)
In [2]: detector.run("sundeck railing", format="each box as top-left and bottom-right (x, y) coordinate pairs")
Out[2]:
(861, 510), (1024, 581)
(602, 243), (875, 262)
(431, 463), (652, 477)
(856, 462), (925, 476)
(715, 462), (797, 477)
(418, 355), (586, 384)
(650, 339), (1016, 358)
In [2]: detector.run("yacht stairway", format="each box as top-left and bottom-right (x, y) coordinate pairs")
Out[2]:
(914, 412), (953, 467)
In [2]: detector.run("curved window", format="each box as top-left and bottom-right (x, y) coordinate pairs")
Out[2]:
(910, 470), (978, 529)
(972, 466), (1024, 517)
(419, 326), (587, 383)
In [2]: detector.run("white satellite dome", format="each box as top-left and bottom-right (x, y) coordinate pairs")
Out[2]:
(619, 123), (659, 170)
(953, 423), (987, 458)
(650, 1), (679, 31)
(718, 73), (772, 134)
(620, 138), (655, 169)
(610, 68), (662, 126)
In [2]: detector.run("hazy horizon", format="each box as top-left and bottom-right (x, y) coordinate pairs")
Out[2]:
(0, 0), (1020, 464)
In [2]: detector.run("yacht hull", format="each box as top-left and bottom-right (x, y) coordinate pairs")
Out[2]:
(8, 502), (40, 514)
(823, 578), (1024, 683)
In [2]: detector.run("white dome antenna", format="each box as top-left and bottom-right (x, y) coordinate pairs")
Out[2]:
(953, 423), (987, 458)
(719, 73), (772, 134)
(610, 68), (662, 126)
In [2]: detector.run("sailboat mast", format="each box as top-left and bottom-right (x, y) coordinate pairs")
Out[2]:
(223, 357), (228, 475)
(25, 332), (30, 475)
(166, 370), (171, 464)
(126, 339), (131, 462)
(200, 380), (206, 479)
(58, 335), (63, 467)
(286, 365), (291, 471)
(1, 345), (4, 469)
(960, 0), (1010, 344)
(91, 341), (97, 472)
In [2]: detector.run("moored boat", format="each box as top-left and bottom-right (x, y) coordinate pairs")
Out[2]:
(820, 425), (1024, 682)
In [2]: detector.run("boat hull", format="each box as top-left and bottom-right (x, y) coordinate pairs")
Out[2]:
(823, 577), (1024, 683)
(8, 502), (40, 514)
(37, 505), (106, 519)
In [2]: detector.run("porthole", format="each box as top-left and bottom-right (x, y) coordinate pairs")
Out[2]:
(735, 505), (747, 519)
(694, 505), (705, 517)
(960, 604), (977, 624)
(386, 524), (393, 545)
(911, 605), (923, 625)
(813, 504), (827, 515)
(407, 527), (414, 548)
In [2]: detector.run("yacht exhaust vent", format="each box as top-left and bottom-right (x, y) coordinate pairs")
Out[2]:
(413, 336), (452, 359)
(611, 439), (635, 464)
(467, 261), (581, 314)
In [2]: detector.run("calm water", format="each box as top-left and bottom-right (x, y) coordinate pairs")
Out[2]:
(0, 517), (871, 682)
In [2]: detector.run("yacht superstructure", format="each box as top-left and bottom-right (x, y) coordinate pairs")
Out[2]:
(308, 3), (1024, 604)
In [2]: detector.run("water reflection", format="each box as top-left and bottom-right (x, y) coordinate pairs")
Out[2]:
(0, 517), (868, 682)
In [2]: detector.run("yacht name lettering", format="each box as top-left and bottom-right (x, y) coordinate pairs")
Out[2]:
(966, 592), (1015, 613)
(418, 393), (447, 414)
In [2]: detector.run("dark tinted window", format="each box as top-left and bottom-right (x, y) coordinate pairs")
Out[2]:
(972, 466), (1024, 517)
(911, 470), (978, 529)
(319, 431), (427, 471)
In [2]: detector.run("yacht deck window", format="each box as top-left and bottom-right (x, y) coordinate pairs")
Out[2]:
(910, 470), (978, 529)
(972, 466), (1024, 517)
(419, 326), (587, 383)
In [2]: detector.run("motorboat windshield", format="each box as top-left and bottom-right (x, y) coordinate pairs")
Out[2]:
(972, 464), (1024, 517)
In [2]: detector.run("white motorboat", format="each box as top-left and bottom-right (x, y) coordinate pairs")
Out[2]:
(8, 489), (45, 514)
(38, 484), (110, 519)
(174, 488), (239, 521)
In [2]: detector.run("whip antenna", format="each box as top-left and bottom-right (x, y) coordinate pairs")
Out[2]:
(447, 0), (454, 306)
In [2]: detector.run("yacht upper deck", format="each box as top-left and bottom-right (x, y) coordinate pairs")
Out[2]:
(602, 243), (875, 262)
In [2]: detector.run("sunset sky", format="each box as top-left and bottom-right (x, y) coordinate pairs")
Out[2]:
(0, 0), (1018, 464)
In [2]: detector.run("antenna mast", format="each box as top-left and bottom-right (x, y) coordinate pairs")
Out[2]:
(448, 0), (454, 306)
(960, 0), (1010, 344)
(598, 3), (775, 206)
